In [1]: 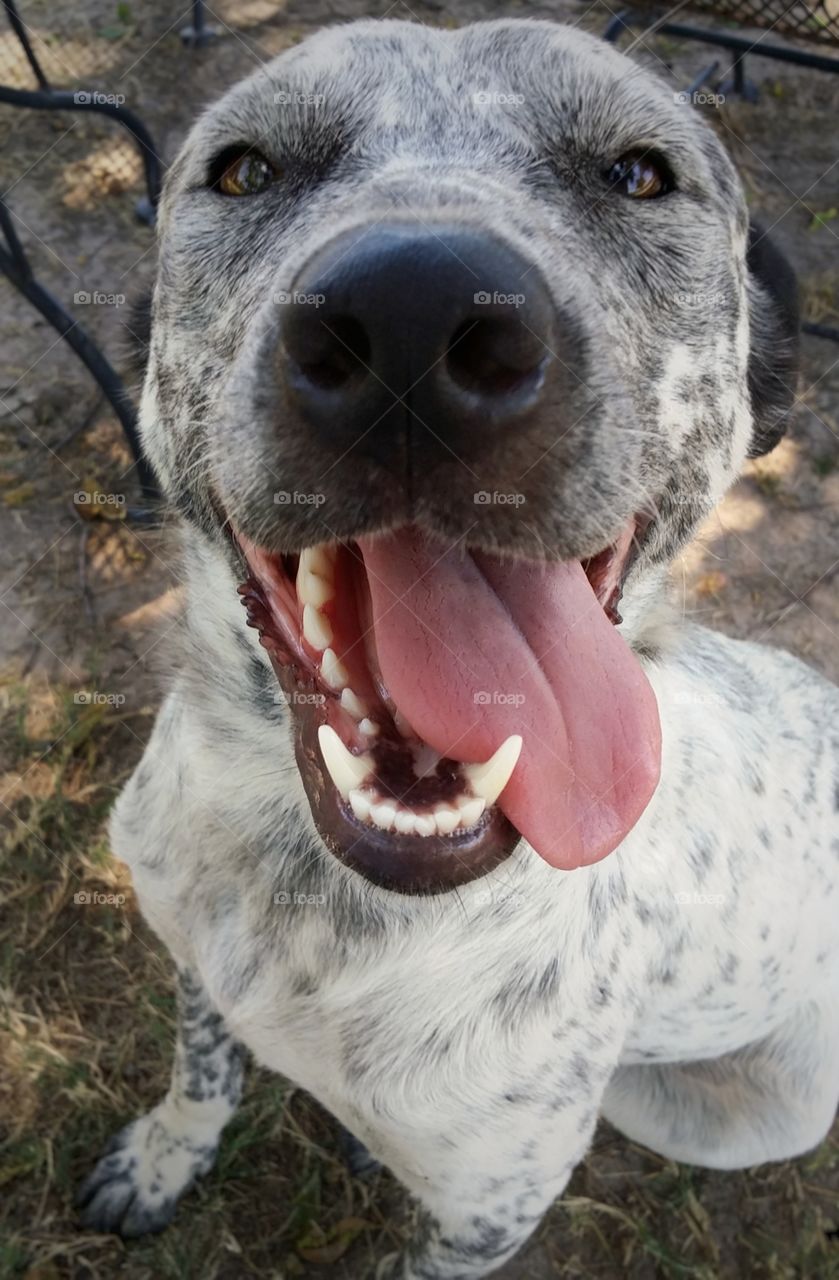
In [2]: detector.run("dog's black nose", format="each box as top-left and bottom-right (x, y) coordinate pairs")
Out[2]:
(279, 225), (555, 462)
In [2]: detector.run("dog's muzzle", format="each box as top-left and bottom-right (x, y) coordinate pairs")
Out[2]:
(223, 225), (661, 892)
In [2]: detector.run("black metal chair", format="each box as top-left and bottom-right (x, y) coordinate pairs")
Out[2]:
(0, 0), (170, 504)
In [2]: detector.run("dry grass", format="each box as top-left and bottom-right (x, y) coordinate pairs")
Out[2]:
(0, 680), (413, 1279)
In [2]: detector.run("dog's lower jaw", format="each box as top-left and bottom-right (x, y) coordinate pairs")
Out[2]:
(278, 641), (523, 893)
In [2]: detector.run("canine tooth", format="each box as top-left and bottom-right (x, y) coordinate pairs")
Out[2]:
(321, 647), (349, 690)
(414, 813), (437, 837)
(359, 717), (379, 737)
(457, 796), (486, 828)
(462, 735), (522, 807)
(434, 805), (461, 835)
(349, 789), (372, 822)
(303, 603), (333, 650)
(297, 566), (334, 608)
(299, 545), (336, 580)
(340, 688), (368, 720)
(394, 809), (416, 834)
(371, 800), (397, 830)
(317, 725), (373, 799)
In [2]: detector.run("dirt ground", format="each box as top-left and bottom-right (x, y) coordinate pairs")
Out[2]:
(1, 1), (839, 1277)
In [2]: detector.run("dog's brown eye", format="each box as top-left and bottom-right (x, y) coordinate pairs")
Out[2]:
(216, 149), (278, 197)
(607, 152), (673, 199)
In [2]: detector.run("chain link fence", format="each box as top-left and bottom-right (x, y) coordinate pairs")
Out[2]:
(685, 0), (839, 43)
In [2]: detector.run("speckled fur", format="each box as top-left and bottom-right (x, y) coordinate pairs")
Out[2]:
(78, 20), (837, 1279)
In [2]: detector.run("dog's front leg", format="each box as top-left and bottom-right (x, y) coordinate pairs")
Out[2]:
(76, 967), (245, 1236)
(378, 1086), (603, 1280)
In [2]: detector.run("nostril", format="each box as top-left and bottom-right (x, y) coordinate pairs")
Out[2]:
(285, 315), (371, 391)
(446, 318), (547, 398)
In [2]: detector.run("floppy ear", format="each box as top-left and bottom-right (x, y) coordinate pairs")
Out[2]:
(122, 285), (154, 383)
(745, 221), (799, 458)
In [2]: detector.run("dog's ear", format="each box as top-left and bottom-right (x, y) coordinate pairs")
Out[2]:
(745, 221), (799, 458)
(122, 286), (154, 383)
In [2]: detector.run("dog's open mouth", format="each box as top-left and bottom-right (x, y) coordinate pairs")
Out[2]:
(237, 523), (661, 892)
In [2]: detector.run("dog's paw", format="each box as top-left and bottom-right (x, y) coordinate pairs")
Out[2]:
(75, 1106), (218, 1237)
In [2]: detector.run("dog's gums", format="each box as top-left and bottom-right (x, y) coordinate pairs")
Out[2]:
(237, 521), (661, 886)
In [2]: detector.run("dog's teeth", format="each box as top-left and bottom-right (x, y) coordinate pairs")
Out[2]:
(321, 647), (350, 690)
(303, 603), (333, 650)
(433, 804), (460, 834)
(348, 791), (481, 839)
(462, 735), (522, 807)
(320, 724), (516, 838)
(300, 545), (336, 579)
(457, 796), (486, 828)
(318, 725), (373, 798)
(297, 565), (334, 609)
(371, 799), (397, 831)
(349, 788), (372, 821)
(297, 548), (335, 607)
(340, 688), (368, 720)
(394, 808), (416, 834)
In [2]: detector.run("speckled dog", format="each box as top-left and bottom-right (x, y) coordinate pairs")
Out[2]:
(77, 18), (839, 1280)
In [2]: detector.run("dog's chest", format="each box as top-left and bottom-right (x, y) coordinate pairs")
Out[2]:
(117, 630), (839, 1120)
(126, 822), (637, 1114)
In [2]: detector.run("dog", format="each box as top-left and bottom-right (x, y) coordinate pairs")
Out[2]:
(75, 17), (839, 1280)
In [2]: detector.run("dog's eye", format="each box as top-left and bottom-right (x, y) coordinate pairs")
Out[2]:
(607, 152), (674, 199)
(213, 148), (279, 196)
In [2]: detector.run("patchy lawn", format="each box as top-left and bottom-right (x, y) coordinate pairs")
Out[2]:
(2, 0), (839, 1276)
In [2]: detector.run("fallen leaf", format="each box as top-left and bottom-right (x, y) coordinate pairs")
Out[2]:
(296, 1216), (371, 1264)
(3, 484), (35, 506)
(694, 571), (728, 597)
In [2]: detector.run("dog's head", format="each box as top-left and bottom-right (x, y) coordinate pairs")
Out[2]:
(140, 19), (798, 893)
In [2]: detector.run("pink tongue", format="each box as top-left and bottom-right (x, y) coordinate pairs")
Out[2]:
(358, 530), (661, 869)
